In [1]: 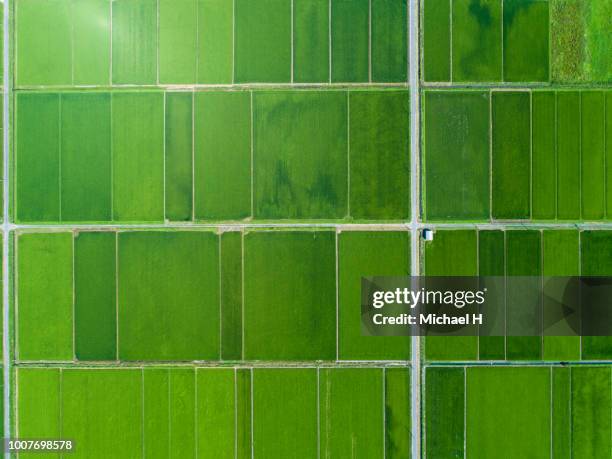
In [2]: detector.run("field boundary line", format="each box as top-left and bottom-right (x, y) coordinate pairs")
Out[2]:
(3, 0), (12, 450)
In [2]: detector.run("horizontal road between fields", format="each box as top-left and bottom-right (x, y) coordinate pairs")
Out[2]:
(426, 361), (612, 367)
(13, 360), (412, 369)
(13, 82), (409, 92)
(12, 221), (612, 231)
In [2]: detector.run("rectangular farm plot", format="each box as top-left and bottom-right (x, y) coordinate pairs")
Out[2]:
(466, 367), (551, 458)
(580, 231), (612, 359)
(169, 369), (197, 458)
(196, 369), (236, 458)
(384, 368), (411, 458)
(143, 369), (170, 457)
(492, 91), (530, 220)
(16, 89), (409, 223)
(16, 367), (404, 458)
(424, 89), (612, 223)
(118, 231), (220, 361)
(17, 232), (73, 361)
(452, 0), (502, 82)
(423, 0), (450, 81)
(16, 0), (110, 86)
(74, 232), (116, 361)
(551, 0), (612, 83)
(424, 230), (478, 361)
(194, 91), (251, 221)
(338, 231), (410, 360)
(14, 0), (408, 86)
(220, 232), (243, 361)
(16, 368), (61, 455)
(608, 92), (612, 218)
(542, 230), (580, 361)
(234, 0), (291, 83)
(253, 91), (348, 220)
(424, 229), (612, 362)
(320, 368), (385, 458)
(581, 91), (606, 220)
(371, 0), (408, 82)
(243, 231), (336, 360)
(16, 93), (60, 222)
(503, 0), (549, 82)
(112, 0), (157, 84)
(159, 0), (197, 84)
(16, 0), (71, 85)
(571, 367), (612, 457)
(532, 91), (557, 220)
(422, 0), (549, 83)
(349, 90), (410, 220)
(61, 369), (143, 458)
(72, 0), (111, 85)
(331, 0), (369, 82)
(423, 366), (612, 459)
(505, 231), (542, 360)
(165, 92), (194, 222)
(112, 92), (164, 222)
(60, 92), (112, 222)
(424, 91), (490, 221)
(253, 369), (318, 458)
(425, 367), (464, 458)
(477, 230), (505, 360)
(556, 91), (581, 220)
(293, 0), (329, 83)
(197, 0), (233, 84)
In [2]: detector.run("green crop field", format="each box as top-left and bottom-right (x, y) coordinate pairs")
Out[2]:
(16, 366), (409, 459)
(425, 365), (612, 458)
(14, 89), (410, 223)
(3, 0), (612, 457)
(15, 229), (411, 363)
(423, 228), (612, 361)
(424, 89), (612, 222)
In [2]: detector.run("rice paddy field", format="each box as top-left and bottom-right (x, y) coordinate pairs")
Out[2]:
(1, 0), (611, 458)
(423, 89), (612, 222)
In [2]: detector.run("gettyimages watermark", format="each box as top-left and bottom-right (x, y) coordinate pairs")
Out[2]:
(362, 276), (612, 337)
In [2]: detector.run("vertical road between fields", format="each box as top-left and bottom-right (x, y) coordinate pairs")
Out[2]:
(3, 0), (12, 453)
(409, 0), (420, 457)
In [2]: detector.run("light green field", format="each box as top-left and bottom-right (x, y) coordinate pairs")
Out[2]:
(424, 229), (612, 361)
(165, 92), (194, 222)
(426, 365), (612, 459)
(492, 92), (530, 219)
(16, 229), (413, 363)
(331, 0), (369, 82)
(423, 0), (550, 82)
(16, 367), (403, 458)
(234, 0), (291, 83)
(338, 231), (410, 360)
(253, 91), (348, 219)
(423, 89), (612, 223)
(452, 0), (502, 82)
(118, 231), (220, 361)
(194, 91), (251, 221)
(349, 90), (410, 220)
(15, 89), (409, 223)
(243, 230), (336, 360)
(423, 91), (490, 221)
